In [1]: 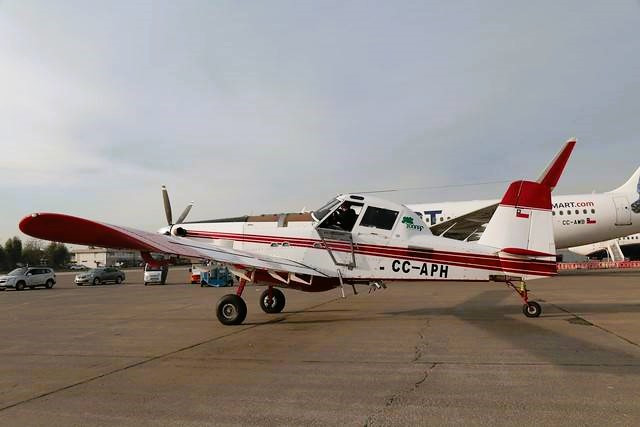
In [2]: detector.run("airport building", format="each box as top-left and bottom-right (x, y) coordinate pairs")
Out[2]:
(71, 247), (142, 268)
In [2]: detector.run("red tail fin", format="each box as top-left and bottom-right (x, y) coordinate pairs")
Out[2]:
(537, 138), (576, 191)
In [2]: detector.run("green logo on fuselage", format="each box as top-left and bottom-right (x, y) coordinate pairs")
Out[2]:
(402, 216), (424, 231)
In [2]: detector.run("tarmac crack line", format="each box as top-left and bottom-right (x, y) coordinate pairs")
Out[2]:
(540, 299), (640, 350)
(364, 320), (435, 427)
(0, 297), (339, 413)
(364, 362), (438, 427)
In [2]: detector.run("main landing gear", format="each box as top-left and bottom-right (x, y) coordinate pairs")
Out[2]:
(506, 280), (542, 318)
(215, 282), (286, 325)
(259, 287), (286, 314)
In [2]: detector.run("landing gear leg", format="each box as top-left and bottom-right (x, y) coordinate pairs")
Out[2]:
(506, 280), (542, 318)
(216, 279), (248, 325)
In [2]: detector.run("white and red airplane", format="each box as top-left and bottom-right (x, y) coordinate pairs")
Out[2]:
(407, 163), (640, 256)
(19, 141), (575, 326)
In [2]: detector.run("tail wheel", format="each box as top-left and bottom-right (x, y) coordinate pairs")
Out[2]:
(216, 294), (247, 325)
(523, 301), (542, 318)
(259, 288), (286, 314)
(45, 279), (54, 289)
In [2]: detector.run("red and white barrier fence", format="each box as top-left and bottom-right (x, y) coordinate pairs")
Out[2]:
(558, 261), (640, 270)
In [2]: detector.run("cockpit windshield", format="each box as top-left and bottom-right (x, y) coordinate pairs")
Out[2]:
(311, 198), (341, 222)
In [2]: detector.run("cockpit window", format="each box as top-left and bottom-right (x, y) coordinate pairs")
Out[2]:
(312, 198), (341, 222)
(359, 206), (399, 230)
(318, 202), (363, 232)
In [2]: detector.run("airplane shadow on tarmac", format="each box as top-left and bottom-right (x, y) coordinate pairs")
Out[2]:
(386, 289), (640, 374)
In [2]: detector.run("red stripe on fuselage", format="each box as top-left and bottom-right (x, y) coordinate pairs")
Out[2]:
(184, 230), (556, 276)
(188, 230), (555, 264)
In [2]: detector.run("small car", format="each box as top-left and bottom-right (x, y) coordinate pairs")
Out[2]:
(0, 267), (56, 291)
(68, 264), (87, 271)
(75, 267), (125, 286)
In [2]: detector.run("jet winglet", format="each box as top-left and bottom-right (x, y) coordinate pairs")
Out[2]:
(536, 138), (576, 191)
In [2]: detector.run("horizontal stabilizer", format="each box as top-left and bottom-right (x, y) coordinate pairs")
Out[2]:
(501, 247), (556, 257)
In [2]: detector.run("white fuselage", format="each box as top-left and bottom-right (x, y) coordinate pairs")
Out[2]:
(407, 191), (640, 249)
(175, 194), (556, 285)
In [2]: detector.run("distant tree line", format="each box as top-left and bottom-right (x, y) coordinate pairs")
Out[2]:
(0, 237), (71, 272)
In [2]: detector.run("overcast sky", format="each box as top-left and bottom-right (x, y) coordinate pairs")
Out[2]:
(1, 1), (639, 241)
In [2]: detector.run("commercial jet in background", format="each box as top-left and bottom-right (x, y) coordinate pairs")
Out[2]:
(407, 155), (640, 261)
(20, 141), (575, 325)
(569, 233), (640, 260)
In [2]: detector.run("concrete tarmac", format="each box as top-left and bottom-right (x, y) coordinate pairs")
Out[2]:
(1, 268), (639, 426)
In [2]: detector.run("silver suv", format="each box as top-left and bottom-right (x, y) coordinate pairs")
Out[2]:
(0, 267), (56, 291)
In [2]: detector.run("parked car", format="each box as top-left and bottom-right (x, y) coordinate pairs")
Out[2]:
(0, 267), (56, 291)
(68, 264), (87, 271)
(75, 267), (125, 286)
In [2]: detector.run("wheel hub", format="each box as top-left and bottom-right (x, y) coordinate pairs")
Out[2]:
(222, 303), (237, 319)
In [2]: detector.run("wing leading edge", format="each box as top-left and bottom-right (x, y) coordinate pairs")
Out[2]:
(19, 213), (329, 278)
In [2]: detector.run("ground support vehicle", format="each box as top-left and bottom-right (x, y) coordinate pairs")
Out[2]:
(144, 263), (168, 286)
(200, 267), (234, 287)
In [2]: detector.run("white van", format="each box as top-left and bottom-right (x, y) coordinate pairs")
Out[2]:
(143, 263), (167, 286)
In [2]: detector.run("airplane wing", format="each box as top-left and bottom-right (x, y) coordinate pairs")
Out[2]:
(429, 203), (497, 240)
(430, 139), (576, 241)
(18, 213), (330, 278)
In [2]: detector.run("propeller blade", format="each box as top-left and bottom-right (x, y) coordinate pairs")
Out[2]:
(176, 202), (194, 224)
(162, 185), (173, 225)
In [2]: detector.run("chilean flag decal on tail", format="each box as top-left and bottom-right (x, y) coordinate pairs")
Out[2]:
(516, 208), (530, 219)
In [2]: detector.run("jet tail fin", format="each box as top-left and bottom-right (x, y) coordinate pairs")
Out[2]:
(609, 166), (640, 195)
(479, 140), (576, 263)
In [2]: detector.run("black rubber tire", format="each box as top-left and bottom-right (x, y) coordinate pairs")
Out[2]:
(523, 301), (542, 318)
(216, 294), (247, 325)
(93, 277), (100, 286)
(144, 282), (148, 286)
(259, 288), (286, 314)
(45, 279), (54, 289)
(16, 281), (25, 291)
(115, 276), (122, 284)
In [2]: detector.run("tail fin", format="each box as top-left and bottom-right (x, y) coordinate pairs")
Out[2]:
(537, 138), (576, 191)
(609, 166), (640, 195)
(478, 140), (576, 257)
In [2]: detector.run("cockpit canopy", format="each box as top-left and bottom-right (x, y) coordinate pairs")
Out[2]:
(313, 194), (430, 235)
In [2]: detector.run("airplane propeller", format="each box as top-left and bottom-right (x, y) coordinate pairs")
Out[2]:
(161, 185), (194, 226)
